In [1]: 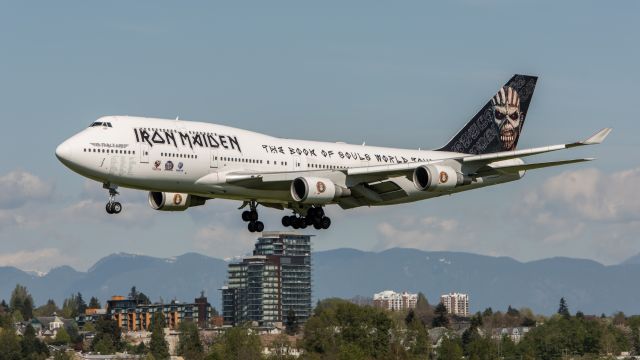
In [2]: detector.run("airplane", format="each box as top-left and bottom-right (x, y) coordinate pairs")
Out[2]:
(56, 74), (611, 232)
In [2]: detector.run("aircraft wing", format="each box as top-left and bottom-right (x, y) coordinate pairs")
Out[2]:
(195, 128), (610, 192)
(344, 128), (611, 183)
(459, 128), (611, 164)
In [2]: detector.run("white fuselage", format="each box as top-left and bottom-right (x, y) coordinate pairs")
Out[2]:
(56, 116), (520, 209)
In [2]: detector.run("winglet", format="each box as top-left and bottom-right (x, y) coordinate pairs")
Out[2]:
(582, 128), (612, 145)
(566, 128), (612, 148)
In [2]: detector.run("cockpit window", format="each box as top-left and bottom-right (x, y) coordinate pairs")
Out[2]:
(89, 121), (112, 128)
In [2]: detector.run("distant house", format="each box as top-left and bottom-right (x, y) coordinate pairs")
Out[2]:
(492, 327), (531, 343)
(15, 314), (74, 338)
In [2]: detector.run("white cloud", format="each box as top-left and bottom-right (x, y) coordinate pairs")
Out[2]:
(0, 248), (78, 272)
(0, 171), (53, 209)
(512, 167), (640, 263)
(61, 198), (154, 226)
(534, 167), (640, 222)
(193, 226), (256, 259)
(375, 215), (472, 251)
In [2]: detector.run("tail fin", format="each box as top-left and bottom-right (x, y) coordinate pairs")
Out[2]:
(438, 74), (538, 154)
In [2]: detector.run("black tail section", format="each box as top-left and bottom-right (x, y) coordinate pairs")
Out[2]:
(438, 74), (538, 154)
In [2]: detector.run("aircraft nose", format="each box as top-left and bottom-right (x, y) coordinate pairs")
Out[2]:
(55, 139), (73, 163)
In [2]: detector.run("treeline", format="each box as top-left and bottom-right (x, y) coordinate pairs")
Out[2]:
(0, 284), (157, 359)
(2, 285), (153, 323)
(3, 283), (640, 359)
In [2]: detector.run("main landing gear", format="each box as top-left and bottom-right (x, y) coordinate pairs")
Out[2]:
(240, 201), (264, 233)
(104, 184), (122, 215)
(281, 207), (331, 230)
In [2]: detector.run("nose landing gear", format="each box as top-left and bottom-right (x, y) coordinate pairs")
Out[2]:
(240, 201), (264, 233)
(104, 184), (122, 215)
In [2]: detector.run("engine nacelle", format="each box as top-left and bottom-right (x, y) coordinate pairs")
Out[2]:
(290, 177), (350, 204)
(148, 192), (206, 211)
(413, 165), (468, 191)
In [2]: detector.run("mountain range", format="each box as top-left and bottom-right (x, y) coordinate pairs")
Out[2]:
(1, 249), (640, 315)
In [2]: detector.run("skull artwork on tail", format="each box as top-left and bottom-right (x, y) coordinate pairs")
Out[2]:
(491, 86), (522, 151)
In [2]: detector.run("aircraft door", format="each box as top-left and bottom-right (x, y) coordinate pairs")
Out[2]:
(210, 150), (219, 168)
(139, 144), (150, 164)
(293, 156), (306, 170)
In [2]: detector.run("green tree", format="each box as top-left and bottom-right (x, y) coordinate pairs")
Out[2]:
(21, 325), (49, 360)
(53, 327), (71, 345)
(406, 316), (430, 357)
(302, 298), (395, 358)
(34, 299), (59, 317)
(76, 293), (87, 315)
(10, 284), (34, 320)
(0, 313), (12, 330)
(632, 325), (640, 355)
(133, 342), (148, 355)
(437, 336), (463, 360)
(91, 318), (122, 353)
(432, 303), (449, 328)
(129, 286), (151, 305)
(93, 338), (116, 355)
(415, 292), (433, 326)
(0, 299), (9, 314)
(88, 297), (101, 309)
(61, 294), (78, 318)
(285, 308), (299, 335)
(177, 321), (203, 360)
(499, 335), (519, 359)
(209, 326), (262, 360)
(0, 329), (23, 360)
(53, 350), (72, 360)
(558, 297), (570, 319)
(149, 312), (169, 360)
(405, 309), (416, 326)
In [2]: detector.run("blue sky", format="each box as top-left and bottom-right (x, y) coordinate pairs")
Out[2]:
(1, 1), (639, 273)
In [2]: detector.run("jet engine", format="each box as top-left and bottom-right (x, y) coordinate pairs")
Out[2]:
(412, 164), (469, 191)
(148, 192), (207, 211)
(290, 177), (350, 204)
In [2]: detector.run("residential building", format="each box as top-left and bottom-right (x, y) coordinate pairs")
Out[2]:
(372, 290), (418, 311)
(222, 232), (312, 327)
(492, 327), (531, 343)
(440, 292), (469, 317)
(104, 293), (215, 331)
(16, 314), (74, 338)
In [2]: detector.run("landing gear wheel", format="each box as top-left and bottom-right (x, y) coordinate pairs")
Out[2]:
(299, 221), (307, 229)
(255, 221), (264, 232)
(305, 216), (314, 226)
(104, 184), (121, 215)
(112, 202), (122, 214)
(291, 218), (301, 229)
(321, 216), (331, 229)
(248, 221), (257, 232)
(282, 216), (292, 227)
(249, 210), (258, 221)
(242, 211), (251, 222)
(313, 222), (322, 230)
